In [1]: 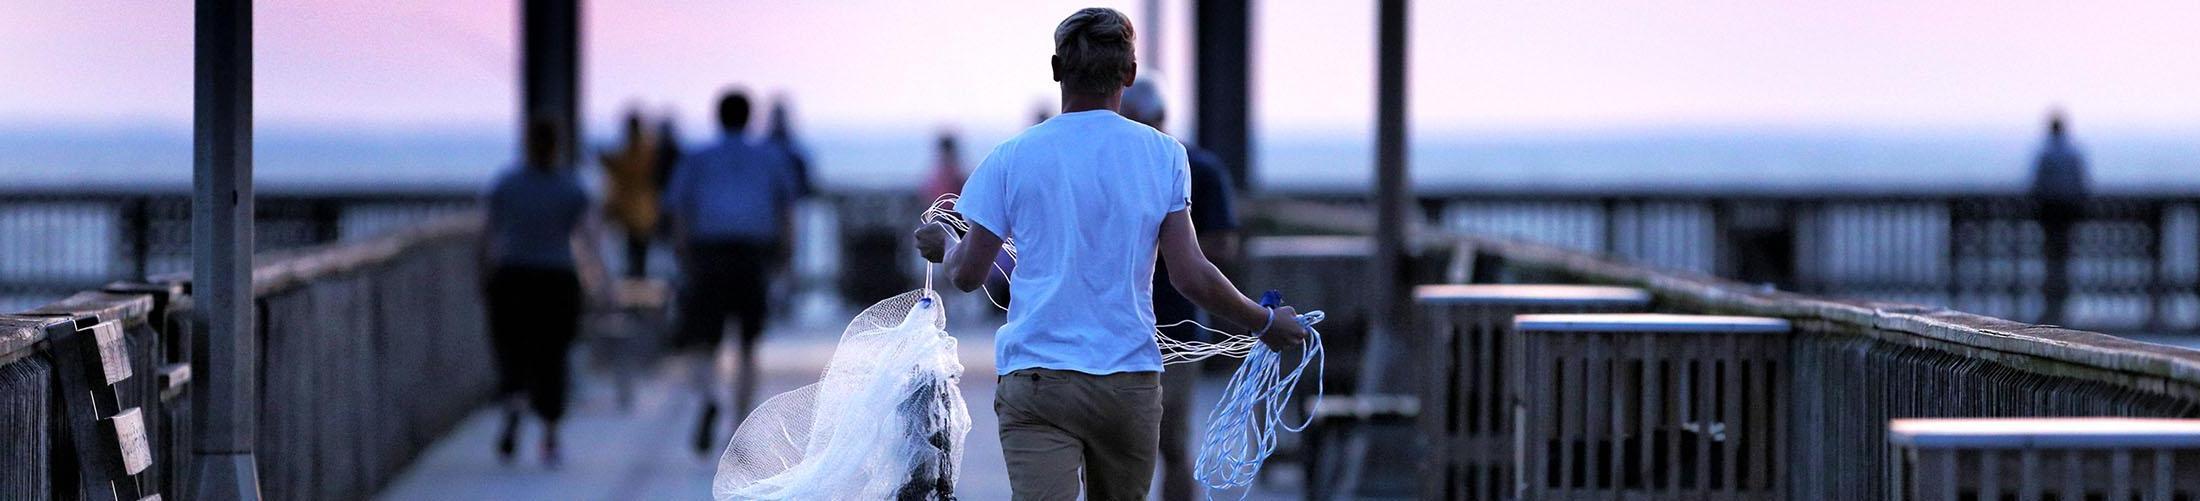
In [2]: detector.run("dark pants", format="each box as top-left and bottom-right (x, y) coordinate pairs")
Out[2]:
(486, 266), (582, 422)
(673, 241), (772, 351)
(674, 241), (772, 417)
(1153, 317), (1206, 500)
(624, 233), (650, 278)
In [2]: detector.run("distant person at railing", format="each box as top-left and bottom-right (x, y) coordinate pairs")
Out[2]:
(922, 130), (966, 204)
(599, 109), (661, 278)
(2032, 109), (2089, 325)
(480, 117), (602, 466)
(1122, 73), (1240, 501)
(663, 89), (799, 456)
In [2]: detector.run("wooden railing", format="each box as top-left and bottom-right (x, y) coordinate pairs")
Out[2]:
(0, 214), (489, 500)
(1257, 200), (2200, 499)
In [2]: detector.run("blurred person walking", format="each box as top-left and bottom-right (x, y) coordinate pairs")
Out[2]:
(599, 108), (661, 278)
(664, 89), (800, 455)
(761, 98), (813, 324)
(1122, 75), (1240, 501)
(2032, 109), (2089, 326)
(765, 97), (815, 199)
(480, 118), (601, 466)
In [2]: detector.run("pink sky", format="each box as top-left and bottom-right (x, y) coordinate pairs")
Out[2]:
(4, 1), (2197, 137)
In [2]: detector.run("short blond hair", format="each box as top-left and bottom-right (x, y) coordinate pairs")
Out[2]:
(1053, 8), (1136, 95)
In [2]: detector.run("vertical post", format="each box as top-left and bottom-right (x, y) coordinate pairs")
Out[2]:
(191, 0), (263, 499)
(1194, 0), (1252, 188)
(1141, 0), (1163, 71)
(1372, 0), (1411, 385)
(1331, 0), (1412, 493)
(523, 0), (583, 163)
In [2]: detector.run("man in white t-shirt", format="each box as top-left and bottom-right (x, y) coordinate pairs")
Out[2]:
(914, 7), (1306, 499)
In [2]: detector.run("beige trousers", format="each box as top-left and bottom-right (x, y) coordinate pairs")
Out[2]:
(995, 368), (1164, 500)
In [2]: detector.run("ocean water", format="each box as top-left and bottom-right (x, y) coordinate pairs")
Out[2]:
(4, 126), (2196, 195)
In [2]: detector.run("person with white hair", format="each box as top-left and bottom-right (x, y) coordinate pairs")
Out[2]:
(1122, 74), (1241, 501)
(913, 7), (1303, 499)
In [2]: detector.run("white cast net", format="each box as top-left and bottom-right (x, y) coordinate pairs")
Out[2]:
(713, 289), (972, 501)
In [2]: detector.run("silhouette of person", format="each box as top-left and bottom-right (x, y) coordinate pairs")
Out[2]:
(764, 97), (815, 199)
(663, 89), (800, 455)
(599, 108), (661, 278)
(1123, 74), (1241, 501)
(2032, 109), (2089, 325)
(480, 117), (597, 466)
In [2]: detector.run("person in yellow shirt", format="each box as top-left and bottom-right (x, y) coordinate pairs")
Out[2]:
(599, 110), (661, 278)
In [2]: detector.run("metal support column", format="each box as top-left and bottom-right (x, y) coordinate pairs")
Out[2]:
(523, 0), (582, 163)
(1194, 0), (1252, 188)
(1141, 0), (1163, 70)
(191, 0), (263, 499)
(1371, 0), (1412, 391)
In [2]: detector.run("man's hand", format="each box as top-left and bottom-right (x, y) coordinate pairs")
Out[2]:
(914, 223), (955, 263)
(1260, 305), (1309, 350)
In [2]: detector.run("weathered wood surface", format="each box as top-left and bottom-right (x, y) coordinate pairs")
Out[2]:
(1415, 285), (1653, 500)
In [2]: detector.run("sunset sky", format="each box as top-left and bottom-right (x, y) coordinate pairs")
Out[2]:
(4, 1), (2198, 139)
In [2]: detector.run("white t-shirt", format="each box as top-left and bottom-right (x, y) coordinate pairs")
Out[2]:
(957, 109), (1192, 376)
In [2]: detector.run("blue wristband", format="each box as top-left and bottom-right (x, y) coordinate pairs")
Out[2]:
(1256, 306), (1275, 336)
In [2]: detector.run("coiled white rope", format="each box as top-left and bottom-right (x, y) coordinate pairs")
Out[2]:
(920, 194), (1326, 497)
(1193, 309), (1324, 498)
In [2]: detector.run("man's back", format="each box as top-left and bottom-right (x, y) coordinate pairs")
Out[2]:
(956, 109), (1190, 376)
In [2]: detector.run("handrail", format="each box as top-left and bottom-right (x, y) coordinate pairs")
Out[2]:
(1, 211), (481, 360)
(1257, 198), (2200, 398)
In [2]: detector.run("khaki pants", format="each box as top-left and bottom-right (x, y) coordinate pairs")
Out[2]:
(996, 368), (1163, 500)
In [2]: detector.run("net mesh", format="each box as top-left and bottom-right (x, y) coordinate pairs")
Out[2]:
(714, 289), (971, 500)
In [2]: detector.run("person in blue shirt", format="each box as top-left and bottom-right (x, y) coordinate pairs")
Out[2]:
(480, 118), (595, 466)
(913, 8), (1304, 498)
(1121, 74), (1240, 501)
(2031, 109), (2089, 325)
(663, 90), (800, 455)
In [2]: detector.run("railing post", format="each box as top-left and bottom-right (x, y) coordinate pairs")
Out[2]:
(1195, 0), (1252, 189)
(191, 0), (263, 498)
(125, 197), (152, 282)
(2147, 202), (2168, 332)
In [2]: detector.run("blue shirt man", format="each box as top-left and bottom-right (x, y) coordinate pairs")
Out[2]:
(663, 136), (797, 245)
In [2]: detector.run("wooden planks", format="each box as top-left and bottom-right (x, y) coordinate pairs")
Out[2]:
(1416, 284), (1651, 500)
(53, 318), (160, 501)
(1517, 313), (1790, 500)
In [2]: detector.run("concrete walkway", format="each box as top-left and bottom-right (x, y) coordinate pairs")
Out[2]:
(374, 297), (1300, 500)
